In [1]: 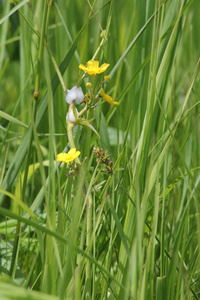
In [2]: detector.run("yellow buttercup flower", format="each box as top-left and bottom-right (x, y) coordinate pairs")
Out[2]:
(57, 148), (80, 163)
(101, 88), (119, 106)
(79, 60), (110, 76)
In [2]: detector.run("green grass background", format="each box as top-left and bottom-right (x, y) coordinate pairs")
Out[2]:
(1, 0), (200, 299)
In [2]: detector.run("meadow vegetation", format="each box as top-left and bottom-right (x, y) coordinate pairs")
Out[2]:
(0, 0), (200, 299)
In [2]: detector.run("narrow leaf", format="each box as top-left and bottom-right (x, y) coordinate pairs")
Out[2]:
(0, 110), (28, 128)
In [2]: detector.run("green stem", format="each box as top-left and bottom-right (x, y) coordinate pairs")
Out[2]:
(45, 43), (68, 94)
(34, 0), (48, 101)
(25, 4), (67, 94)
(10, 208), (21, 278)
(79, 101), (88, 117)
(67, 112), (81, 165)
(85, 191), (92, 300)
(66, 103), (92, 298)
(161, 149), (168, 276)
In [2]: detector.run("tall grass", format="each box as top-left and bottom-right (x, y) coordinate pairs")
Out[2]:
(0, 0), (200, 299)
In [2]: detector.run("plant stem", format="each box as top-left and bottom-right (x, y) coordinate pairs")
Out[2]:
(67, 110), (81, 165)
(34, 0), (48, 101)
(45, 44), (68, 94)
(66, 104), (92, 298)
(85, 191), (93, 300)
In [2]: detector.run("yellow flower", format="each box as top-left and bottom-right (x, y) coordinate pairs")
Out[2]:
(79, 60), (110, 76)
(57, 148), (80, 163)
(101, 88), (119, 106)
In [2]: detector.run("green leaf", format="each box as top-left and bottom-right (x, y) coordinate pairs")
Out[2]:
(0, 110), (28, 128)
(156, 276), (167, 300)
(0, 0), (29, 26)
(99, 111), (111, 153)
(78, 119), (100, 139)
(0, 281), (60, 300)
(0, 189), (36, 219)
(159, 166), (200, 199)
(0, 206), (125, 292)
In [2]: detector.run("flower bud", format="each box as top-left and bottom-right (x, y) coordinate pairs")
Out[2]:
(104, 75), (110, 82)
(67, 107), (79, 123)
(66, 86), (84, 104)
(100, 30), (106, 39)
(86, 82), (92, 89)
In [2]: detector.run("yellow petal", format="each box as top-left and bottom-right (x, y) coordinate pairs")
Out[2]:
(111, 100), (119, 105)
(86, 60), (99, 68)
(79, 64), (87, 72)
(87, 69), (98, 75)
(68, 148), (76, 155)
(79, 60), (110, 75)
(98, 63), (110, 74)
(57, 153), (68, 162)
(101, 88), (119, 105)
(57, 149), (81, 163)
(73, 151), (81, 159)
(64, 151), (80, 163)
